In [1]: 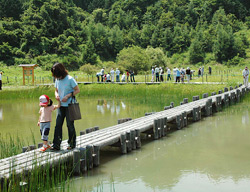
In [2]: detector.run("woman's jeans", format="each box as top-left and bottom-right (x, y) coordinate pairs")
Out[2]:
(53, 107), (76, 149)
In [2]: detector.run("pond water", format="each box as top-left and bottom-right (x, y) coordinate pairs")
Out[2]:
(0, 98), (158, 144)
(1, 97), (250, 192)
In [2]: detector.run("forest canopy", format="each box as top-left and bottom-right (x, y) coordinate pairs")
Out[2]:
(0, 0), (250, 72)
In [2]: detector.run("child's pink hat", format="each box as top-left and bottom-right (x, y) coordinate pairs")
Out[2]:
(39, 95), (50, 106)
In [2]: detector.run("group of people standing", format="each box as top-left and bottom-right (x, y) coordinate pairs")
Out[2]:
(96, 68), (135, 83)
(151, 66), (194, 83)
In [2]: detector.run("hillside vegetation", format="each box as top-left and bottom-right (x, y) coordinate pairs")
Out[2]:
(1, 0), (250, 72)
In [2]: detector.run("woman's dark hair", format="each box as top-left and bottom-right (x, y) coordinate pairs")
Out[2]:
(51, 62), (68, 79)
(48, 99), (53, 106)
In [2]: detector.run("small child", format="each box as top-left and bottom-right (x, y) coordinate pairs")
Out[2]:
(37, 95), (60, 152)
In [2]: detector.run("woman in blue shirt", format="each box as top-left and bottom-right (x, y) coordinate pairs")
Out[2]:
(50, 62), (80, 151)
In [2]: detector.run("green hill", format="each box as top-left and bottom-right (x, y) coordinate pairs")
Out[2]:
(0, 0), (250, 71)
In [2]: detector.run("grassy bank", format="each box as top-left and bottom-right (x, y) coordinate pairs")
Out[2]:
(0, 83), (228, 101)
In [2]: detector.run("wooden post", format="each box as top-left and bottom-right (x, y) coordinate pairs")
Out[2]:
(79, 147), (87, 173)
(176, 114), (182, 130)
(160, 118), (165, 137)
(183, 98), (188, 104)
(22, 146), (28, 153)
(236, 89), (241, 102)
(170, 102), (174, 108)
(73, 149), (80, 175)
(86, 145), (93, 169)
(135, 129), (141, 148)
(29, 145), (36, 151)
(224, 93), (229, 107)
(80, 131), (85, 136)
(153, 119), (159, 140)
(157, 119), (162, 138)
(126, 131), (132, 152)
(218, 90), (223, 94)
(93, 145), (100, 167)
(120, 133), (127, 154)
(182, 111), (187, 127)
(86, 128), (91, 134)
(211, 92), (216, 96)
(38, 143), (43, 148)
(224, 87), (228, 92)
(130, 130), (136, 150)
(163, 117), (168, 133)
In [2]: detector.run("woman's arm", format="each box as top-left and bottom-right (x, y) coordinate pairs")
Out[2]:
(61, 85), (80, 102)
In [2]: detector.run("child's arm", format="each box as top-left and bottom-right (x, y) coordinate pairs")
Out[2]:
(53, 101), (61, 110)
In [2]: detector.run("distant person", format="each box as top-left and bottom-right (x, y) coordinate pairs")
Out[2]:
(186, 67), (191, 83)
(96, 72), (101, 82)
(208, 66), (212, 75)
(50, 62), (80, 151)
(106, 73), (111, 82)
(37, 95), (60, 152)
(115, 68), (120, 82)
(160, 67), (164, 82)
(176, 68), (180, 83)
(173, 67), (177, 82)
(100, 68), (105, 82)
(130, 70), (135, 82)
(167, 68), (171, 81)
(110, 68), (115, 82)
(126, 70), (130, 82)
(243, 66), (249, 87)
(180, 68), (185, 83)
(198, 67), (201, 77)
(121, 73), (126, 82)
(0, 71), (2, 90)
(201, 66), (204, 77)
(155, 66), (160, 82)
(151, 67), (155, 82)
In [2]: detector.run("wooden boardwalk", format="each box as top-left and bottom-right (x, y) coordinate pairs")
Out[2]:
(0, 84), (249, 185)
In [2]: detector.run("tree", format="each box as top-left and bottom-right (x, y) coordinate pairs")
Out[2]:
(117, 46), (150, 74)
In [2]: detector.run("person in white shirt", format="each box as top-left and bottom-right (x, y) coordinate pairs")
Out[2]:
(160, 67), (164, 82)
(155, 66), (160, 82)
(106, 73), (111, 82)
(151, 67), (155, 82)
(173, 67), (177, 82)
(167, 68), (171, 81)
(115, 68), (120, 82)
(121, 73), (126, 82)
(110, 68), (115, 82)
(100, 68), (105, 82)
(243, 66), (249, 87)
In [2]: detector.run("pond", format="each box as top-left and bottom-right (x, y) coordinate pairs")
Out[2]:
(0, 96), (250, 191)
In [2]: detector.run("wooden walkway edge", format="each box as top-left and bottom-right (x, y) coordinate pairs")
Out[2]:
(0, 84), (249, 187)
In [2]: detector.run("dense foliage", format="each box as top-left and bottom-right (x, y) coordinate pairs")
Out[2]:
(0, 0), (250, 71)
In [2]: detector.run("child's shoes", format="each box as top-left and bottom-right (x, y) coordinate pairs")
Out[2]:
(40, 145), (51, 152)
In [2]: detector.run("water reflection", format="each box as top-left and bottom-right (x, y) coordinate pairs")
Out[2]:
(68, 100), (250, 192)
(242, 110), (249, 124)
(97, 100), (126, 115)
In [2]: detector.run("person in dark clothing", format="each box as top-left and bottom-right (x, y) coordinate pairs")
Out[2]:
(208, 66), (212, 75)
(130, 70), (135, 82)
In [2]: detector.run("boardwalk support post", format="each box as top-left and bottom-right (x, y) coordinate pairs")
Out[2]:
(163, 117), (168, 135)
(135, 129), (141, 148)
(130, 130), (136, 150)
(224, 93), (229, 107)
(182, 111), (187, 127)
(176, 115), (183, 130)
(73, 149), (80, 176)
(120, 133), (127, 154)
(153, 119), (159, 139)
(86, 145), (93, 169)
(126, 131), (132, 152)
(79, 147), (87, 173)
(93, 145), (100, 167)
